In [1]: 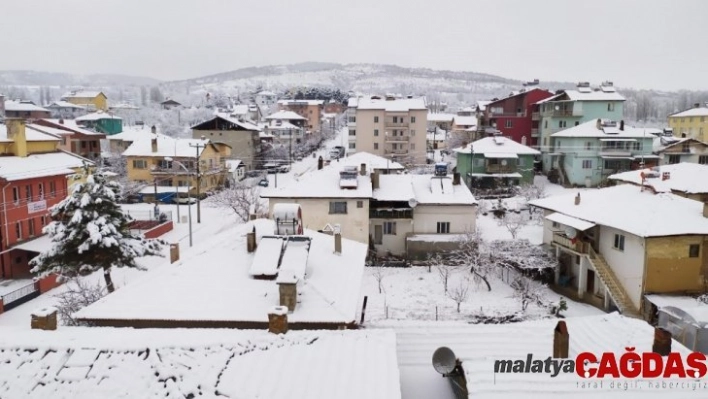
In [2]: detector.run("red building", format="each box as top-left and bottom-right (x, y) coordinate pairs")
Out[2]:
(482, 87), (554, 147)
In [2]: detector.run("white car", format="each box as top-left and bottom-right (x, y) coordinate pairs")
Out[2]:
(172, 197), (197, 204)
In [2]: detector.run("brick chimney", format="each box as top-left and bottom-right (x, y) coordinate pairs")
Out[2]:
(318, 156), (323, 170)
(247, 226), (257, 252)
(360, 162), (367, 176)
(278, 276), (298, 311)
(619, 120), (624, 131)
(574, 193), (581, 205)
(31, 307), (58, 330)
(151, 125), (157, 134)
(453, 172), (461, 185)
(151, 137), (158, 153)
(553, 320), (569, 358)
(371, 170), (380, 189)
(268, 306), (289, 334)
(652, 327), (671, 356)
(6, 118), (29, 157)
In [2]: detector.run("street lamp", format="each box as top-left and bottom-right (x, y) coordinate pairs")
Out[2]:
(165, 156), (193, 247)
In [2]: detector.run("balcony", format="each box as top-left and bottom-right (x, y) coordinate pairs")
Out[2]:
(385, 120), (409, 127)
(385, 135), (410, 143)
(552, 232), (588, 253)
(370, 208), (413, 219)
(531, 128), (539, 137)
(531, 112), (540, 121)
(489, 111), (526, 117)
(486, 164), (516, 174)
(385, 149), (409, 155)
(598, 147), (633, 157)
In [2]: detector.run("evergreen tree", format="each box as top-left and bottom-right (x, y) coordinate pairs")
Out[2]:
(30, 171), (165, 293)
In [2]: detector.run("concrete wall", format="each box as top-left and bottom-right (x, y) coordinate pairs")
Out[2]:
(370, 218), (413, 256)
(192, 129), (259, 168)
(267, 198), (370, 244)
(355, 108), (428, 164)
(598, 225), (645, 309)
(644, 235), (707, 294)
(412, 205), (476, 234)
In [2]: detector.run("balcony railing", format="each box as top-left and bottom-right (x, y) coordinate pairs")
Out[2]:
(385, 135), (410, 142)
(385, 149), (409, 155)
(486, 165), (516, 174)
(370, 209), (413, 219)
(531, 112), (540, 121)
(531, 128), (539, 137)
(489, 111), (526, 117)
(552, 232), (587, 253)
(385, 121), (409, 127)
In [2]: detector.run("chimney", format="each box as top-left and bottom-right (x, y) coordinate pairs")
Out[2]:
(596, 119), (602, 130)
(703, 202), (708, 218)
(59, 118), (64, 124)
(662, 172), (670, 181)
(694, 103), (701, 108)
(151, 125), (157, 134)
(6, 118), (29, 157)
(553, 321), (569, 358)
(317, 156), (323, 170)
(652, 327), (672, 356)
(453, 172), (461, 185)
(151, 137), (158, 153)
(278, 277), (298, 312)
(371, 170), (380, 189)
(31, 307), (58, 330)
(268, 306), (289, 334)
(360, 163), (367, 176)
(247, 226), (257, 253)
(574, 193), (581, 205)
(334, 232), (342, 254)
(620, 120), (625, 131)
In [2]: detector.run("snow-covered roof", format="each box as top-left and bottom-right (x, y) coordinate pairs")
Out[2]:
(26, 124), (72, 138)
(454, 136), (540, 155)
(427, 113), (455, 122)
(3, 100), (49, 112)
(670, 106), (708, 118)
(278, 99), (324, 106)
(75, 219), (368, 326)
(536, 88), (625, 104)
(652, 136), (687, 152)
(0, 151), (91, 181)
(160, 99), (181, 105)
(257, 90), (276, 96)
(529, 184), (708, 237)
(0, 327), (400, 399)
(452, 116), (476, 127)
(265, 120), (301, 130)
(0, 124), (60, 142)
(204, 114), (260, 131)
(475, 100), (491, 111)
(411, 175), (477, 205)
(551, 119), (651, 138)
(38, 119), (105, 136)
(608, 163), (708, 194)
(341, 151), (405, 171)
(122, 135), (211, 158)
(225, 159), (244, 172)
(261, 164), (373, 199)
(230, 104), (250, 115)
(373, 175), (416, 202)
(108, 103), (140, 110)
(61, 90), (104, 99)
(356, 97), (427, 112)
(106, 126), (166, 141)
(75, 111), (122, 121)
(456, 313), (698, 398)
(265, 110), (307, 121)
(347, 97), (359, 107)
(45, 101), (87, 110)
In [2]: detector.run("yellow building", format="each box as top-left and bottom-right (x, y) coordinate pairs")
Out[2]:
(122, 135), (230, 201)
(61, 91), (108, 111)
(668, 103), (708, 142)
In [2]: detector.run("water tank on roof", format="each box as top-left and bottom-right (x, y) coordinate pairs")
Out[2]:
(434, 162), (448, 177)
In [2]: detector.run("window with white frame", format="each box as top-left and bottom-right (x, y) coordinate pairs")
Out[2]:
(582, 160), (592, 169)
(613, 234), (625, 251)
(505, 120), (513, 128)
(383, 221), (396, 235)
(374, 129), (379, 136)
(436, 222), (450, 234)
(133, 159), (147, 169)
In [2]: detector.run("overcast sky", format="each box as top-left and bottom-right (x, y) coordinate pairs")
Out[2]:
(1, 0), (706, 91)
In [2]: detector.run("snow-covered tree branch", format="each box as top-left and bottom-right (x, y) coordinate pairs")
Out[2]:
(207, 183), (267, 222)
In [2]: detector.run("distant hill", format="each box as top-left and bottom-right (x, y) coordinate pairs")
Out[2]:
(0, 70), (160, 87)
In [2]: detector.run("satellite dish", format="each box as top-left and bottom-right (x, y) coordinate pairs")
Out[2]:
(432, 347), (457, 375)
(408, 198), (418, 208)
(565, 226), (578, 239)
(501, 160), (507, 166)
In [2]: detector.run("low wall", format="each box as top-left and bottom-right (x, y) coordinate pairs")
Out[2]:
(0, 298), (4, 314)
(406, 236), (463, 261)
(35, 274), (60, 294)
(144, 221), (173, 239)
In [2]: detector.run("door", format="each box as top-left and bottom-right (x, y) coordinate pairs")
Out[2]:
(587, 269), (595, 294)
(374, 225), (383, 245)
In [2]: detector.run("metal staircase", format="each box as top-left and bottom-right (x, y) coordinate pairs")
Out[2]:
(557, 154), (570, 187)
(587, 246), (641, 318)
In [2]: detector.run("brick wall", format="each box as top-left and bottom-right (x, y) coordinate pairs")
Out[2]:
(144, 221), (173, 239)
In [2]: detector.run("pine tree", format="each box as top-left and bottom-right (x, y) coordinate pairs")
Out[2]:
(29, 171), (165, 293)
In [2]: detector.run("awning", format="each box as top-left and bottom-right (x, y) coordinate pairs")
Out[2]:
(600, 156), (633, 160)
(484, 153), (518, 159)
(545, 213), (596, 231)
(12, 235), (53, 253)
(633, 155), (660, 159)
(599, 138), (637, 142)
(140, 186), (193, 194)
(469, 173), (522, 178)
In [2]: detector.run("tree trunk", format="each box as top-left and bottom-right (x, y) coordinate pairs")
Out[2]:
(457, 302), (461, 313)
(103, 268), (115, 293)
(471, 269), (492, 292)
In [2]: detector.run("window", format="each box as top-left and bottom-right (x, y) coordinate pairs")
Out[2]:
(632, 142), (642, 151)
(349, 130), (356, 136)
(41, 216), (47, 226)
(585, 142), (592, 150)
(613, 234), (625, 251)
(410, 130), (415, 136)
(357, 200), (363, 208)
(608, 103), (615, 112)
(411, 116), (416, 123)
(374, 143), (379, 150)
(158, 160), (173, 169)
(410, 143), (415, 150)
(682, 143), (690, 153)
(348, 142), (356, 149)
(505, 120), (513, 128)
(12, 187), (19, 203)
(383, 222), (396, 235)
(689, 244), (700, 258)
(374, 129), (379, 136)
(437, 222), (450, 234)
(348, 117), (355, 123)
(558, 121), (563, 128)
(544, 120), (548, 128)
(81, 141), (87, 149)
(133, 159), (147, 169)
(392, 116), (398, 123)
(38, 183), (44, 199)
(575, 121), (580, 126)
(582, 160), (592, 169)
(604, 159), (622, 170)
(699, 156), (708, 165)
(552, 221), (560, 228)
(15, 222), (22, 241)
(28, 218), (35, 237)
(374, 116), (379, 123)
(668, 155), (681, 164)
(49, 181), (56, 197)
(25, 185), (32, 201)
(329, 201), (347, 214)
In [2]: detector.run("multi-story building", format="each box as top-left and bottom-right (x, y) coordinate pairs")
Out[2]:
(3, 101), (51, 120)
(45, 101), (88, 119)
(30, 119), (106, 161)
(105, 125), (167, 154)
(353, 97), (428, 165)
(255, 91), (277, 107)
(652, 136), (708, 165)
(277, 100), (324, 133)
(191, 114), (261, 169)
(537, 82), (625, 172)
(482, 87), (554, 147)
(0, 118), (94, 279)
(668, 103), (708, 142)
(60, 91), (108, 111)
(346, 97), (359, 153)
(122, 135), (230, 201)
(454, 136), (540, 189)
(548, 119), (656, 187)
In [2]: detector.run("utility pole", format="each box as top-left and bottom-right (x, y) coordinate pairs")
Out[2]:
(190, 142), (207, 223)
(153, 179), (158, 204)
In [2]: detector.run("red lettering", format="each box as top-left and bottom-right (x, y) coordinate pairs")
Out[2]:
(686, 352), (708, 379)
(576, 352), (597, 378)
(597, 353), (620, 378)
(619, 348), (641, 378)
(663, 353), (687, 378)
(642, 352), (663, 378)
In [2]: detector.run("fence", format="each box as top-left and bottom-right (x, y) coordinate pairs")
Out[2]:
(1, 282), (39, 310)
(124, 210), (173, 222)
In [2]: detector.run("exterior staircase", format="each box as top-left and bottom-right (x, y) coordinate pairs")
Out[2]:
(587, 246), (641, 318)
(557, 154), (570, 187)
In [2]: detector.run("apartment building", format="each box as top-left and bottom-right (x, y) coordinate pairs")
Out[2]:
(353, 97), (428, 165)
(277, 100), (324, 133)
(668, 103), (708, 142)
(482, 87), (554, 147)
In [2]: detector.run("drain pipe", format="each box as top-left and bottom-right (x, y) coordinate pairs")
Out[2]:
(1, 180), (11, 278)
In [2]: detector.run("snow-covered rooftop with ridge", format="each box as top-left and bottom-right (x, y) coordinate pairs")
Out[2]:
(106, 126), (167, 142)
(356, 97), (427, 112)
(45, 100), (87, 109)
(535, 88), (625, 103)
(121, 135), (211, 158)
(529, 184), (708, 237)
(670, 105), (708, 118)
(373, 174), (477, 205)
(27, 124), (73, 137)
(75, 111), (122, 121)
(0, 124), (59, 142)
(61, 90), (104, 98)
(265, 110), (307, 121)
(452, 116), (477, 126)
(608, 163), (708, 194)
(0, 151), (90, 181)
(340, 151), (405, 171)
(551, 119), (651, 138)
(74, 219), (367, 325)
(454, 136), (539, 155)
(0, 326), (400, 399)
(261, 164), (373, 199)
(39, 119), (105, 136)
(427, 113), (455, 122)
(3, 100), (49, 112)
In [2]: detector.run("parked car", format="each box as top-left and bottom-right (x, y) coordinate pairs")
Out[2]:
(277, 164), (291, 173)
(258, 178), (269, 187)
(245, 170), (262, 178)
(171, 197), (197, 204)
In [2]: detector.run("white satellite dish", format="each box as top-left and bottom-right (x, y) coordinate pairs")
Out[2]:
(501, 160), (507, 166)
(408, 198), (418, 208)
(565, 226), (578, 239)
(432, 347), (457, 375)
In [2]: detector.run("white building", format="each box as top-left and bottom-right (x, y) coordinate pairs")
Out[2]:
(255, 90), (277, 106)
(608, 162), (708, 202)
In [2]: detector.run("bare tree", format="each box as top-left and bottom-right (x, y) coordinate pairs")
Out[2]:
(53, 278), (107, 326)
(207, 183), (267, 222)
(371, 267), (386, 294)
(452, 230), (493, 291)
(510, 276), (548, 312)
(103, 153), (145, 199)
(436, 264), (456, 294)
(448, 277), (471, 313)
(502, 212), (528, 240)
